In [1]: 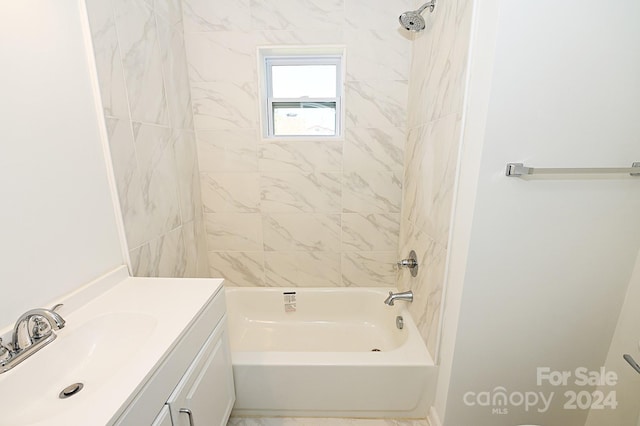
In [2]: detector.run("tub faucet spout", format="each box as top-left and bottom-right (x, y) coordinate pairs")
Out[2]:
(384, 290), (413, 306)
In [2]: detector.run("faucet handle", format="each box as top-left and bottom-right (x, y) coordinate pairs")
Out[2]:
(31, 316), (51, 339)
(0, 338), (11, 363)
(397, 259), (417, 268)
(397, 250), (419, 277)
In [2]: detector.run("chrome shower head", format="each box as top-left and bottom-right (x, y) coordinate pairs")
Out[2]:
(399, 10), (426, 31)
(399, 0), (436, 32)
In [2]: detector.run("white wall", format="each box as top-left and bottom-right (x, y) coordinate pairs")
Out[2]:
(585, 248), (640, 426)
(0, 1), (125, 327)
(436, 0), (640, 424)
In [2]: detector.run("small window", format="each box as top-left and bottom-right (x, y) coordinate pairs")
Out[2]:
(264, 55), (343, 138)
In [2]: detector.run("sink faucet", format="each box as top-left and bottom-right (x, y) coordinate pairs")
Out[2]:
(12, 308), (65, 351)
(0, 306), (65, 374)
(384, 290), (413, 306)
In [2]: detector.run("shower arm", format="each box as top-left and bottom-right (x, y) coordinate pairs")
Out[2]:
(416, 0), (436, 14)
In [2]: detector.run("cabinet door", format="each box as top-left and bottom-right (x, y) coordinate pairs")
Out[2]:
(168, 317), (235, 426)
(151, 406), (173, 426)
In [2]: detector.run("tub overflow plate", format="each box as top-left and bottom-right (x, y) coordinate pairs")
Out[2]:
(396, 315), (404, 329)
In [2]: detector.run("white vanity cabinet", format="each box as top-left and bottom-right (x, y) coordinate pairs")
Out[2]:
(151, 406), (172, 426)
(167, 319), (235, 426)
(114, 286), (235, 426)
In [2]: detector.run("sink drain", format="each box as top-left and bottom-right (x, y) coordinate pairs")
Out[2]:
(59, 383), (84, 399)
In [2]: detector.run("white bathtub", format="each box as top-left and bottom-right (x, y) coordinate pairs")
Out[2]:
(225, 287), (436, 418)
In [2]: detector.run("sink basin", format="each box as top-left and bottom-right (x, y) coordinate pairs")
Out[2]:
(0, 268), (224, 426)
(0, 312), (157, 425)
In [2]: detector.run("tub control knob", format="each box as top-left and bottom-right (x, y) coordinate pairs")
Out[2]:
(397, 250), (419, 277)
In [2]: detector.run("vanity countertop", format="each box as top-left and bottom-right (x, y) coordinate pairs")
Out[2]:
(0, 266), (225, 426)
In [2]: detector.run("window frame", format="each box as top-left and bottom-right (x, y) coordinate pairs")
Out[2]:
(264, 55), (343, 138)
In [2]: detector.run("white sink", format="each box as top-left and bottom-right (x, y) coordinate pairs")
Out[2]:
(0, 267), (224, 426)
(0, 312), (157, 425)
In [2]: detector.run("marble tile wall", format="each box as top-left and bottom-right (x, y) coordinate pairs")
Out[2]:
(182, 0), (414, 287)
(398, 0), (473, 356)
(86, 0), (209, 278)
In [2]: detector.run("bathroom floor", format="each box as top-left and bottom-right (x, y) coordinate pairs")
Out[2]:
(228, 418), (429, 426)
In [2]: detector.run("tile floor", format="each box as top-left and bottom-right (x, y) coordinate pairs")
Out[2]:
(228, 417), (429, 426)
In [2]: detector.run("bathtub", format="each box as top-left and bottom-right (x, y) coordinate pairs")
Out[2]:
(225, 287), (436, 418)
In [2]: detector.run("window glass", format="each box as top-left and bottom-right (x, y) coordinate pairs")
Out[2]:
(271, 65), (337, 98)
(262, 52), (343, 138)
(272, 102), (336, 136)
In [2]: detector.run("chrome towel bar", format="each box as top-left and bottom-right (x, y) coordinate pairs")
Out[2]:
(623, 354), (640, 375)
(506, 162), (640, 177)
